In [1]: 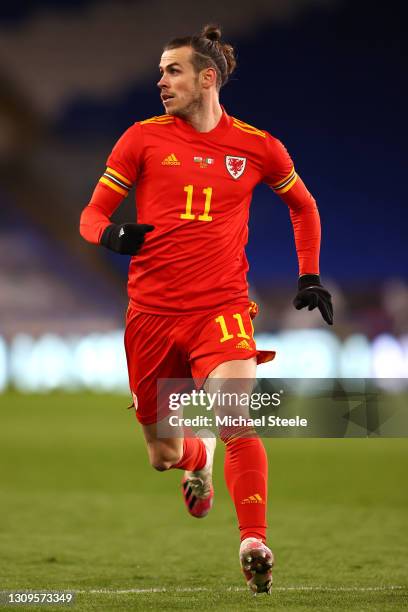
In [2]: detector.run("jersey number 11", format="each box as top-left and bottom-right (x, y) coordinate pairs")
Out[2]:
(181, 185), (213, 222)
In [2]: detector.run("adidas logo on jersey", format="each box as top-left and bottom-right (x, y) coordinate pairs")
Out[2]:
(241, 493), (265, 504)
(236, 339), (252, 350)
(162, 153), (181, 166)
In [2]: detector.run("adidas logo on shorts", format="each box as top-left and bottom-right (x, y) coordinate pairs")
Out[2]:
(235, 339), (252, 350)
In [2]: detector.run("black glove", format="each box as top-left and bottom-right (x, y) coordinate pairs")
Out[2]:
(101, 223), (154, 255)
(293, 274), (333, 325)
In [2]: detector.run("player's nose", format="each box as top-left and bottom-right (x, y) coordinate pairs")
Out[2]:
(157, 74), (168, 88)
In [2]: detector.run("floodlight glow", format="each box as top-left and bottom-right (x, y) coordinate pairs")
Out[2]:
(372, 334), (406, 378)
(9, 334), (37, 392)
(1, 330), (407, 393)
(72, 331), (127, 391)
(0, 336), (7, 391)
(339, 334), (372, 377)
(255, 330), (339, 378)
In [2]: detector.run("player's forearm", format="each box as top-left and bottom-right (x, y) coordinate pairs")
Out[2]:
(280, 177), (321, 275)
(79, 182), (124, 244)
(289, 206), (321, 275)
(79, 204), (112, 244)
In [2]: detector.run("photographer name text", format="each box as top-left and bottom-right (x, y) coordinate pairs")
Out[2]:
(168, 415), (308, 428)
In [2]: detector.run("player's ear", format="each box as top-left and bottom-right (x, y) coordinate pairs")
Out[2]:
(201, 67), (217, 89)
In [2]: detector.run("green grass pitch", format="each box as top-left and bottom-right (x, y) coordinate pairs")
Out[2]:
(0, 392), (407, 611)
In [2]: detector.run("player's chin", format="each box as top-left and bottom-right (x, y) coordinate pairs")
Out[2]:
(166, 104), (188, 119)
(162, 98), (176, 114)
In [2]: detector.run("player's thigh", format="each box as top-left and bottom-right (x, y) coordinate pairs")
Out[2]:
(188, 304), (258, 419)
(206, 357), (257, 422)
(208, 357), (257, 379)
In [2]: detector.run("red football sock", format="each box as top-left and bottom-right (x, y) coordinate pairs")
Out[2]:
(223, 434), (268, 543)
(171, 437), (206, 471)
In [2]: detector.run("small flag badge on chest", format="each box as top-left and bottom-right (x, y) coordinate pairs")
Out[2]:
(193, 156), (214, 168)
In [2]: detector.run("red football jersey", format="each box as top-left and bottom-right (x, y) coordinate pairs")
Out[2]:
(80, 109), (320, 314)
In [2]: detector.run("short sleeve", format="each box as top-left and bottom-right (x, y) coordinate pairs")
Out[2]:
(263, 132), (298, 195)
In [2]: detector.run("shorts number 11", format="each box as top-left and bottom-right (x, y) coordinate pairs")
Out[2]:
(215, 313), (251, 343)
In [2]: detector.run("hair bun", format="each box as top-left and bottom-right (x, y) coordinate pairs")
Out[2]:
(165, 24), (236, 89)
(201, 24), (222, 43)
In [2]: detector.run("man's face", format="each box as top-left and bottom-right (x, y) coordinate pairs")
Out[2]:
(158, 47), (203, 118)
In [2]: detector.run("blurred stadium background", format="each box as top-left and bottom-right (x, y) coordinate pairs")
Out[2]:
(0, 0), (406, 392)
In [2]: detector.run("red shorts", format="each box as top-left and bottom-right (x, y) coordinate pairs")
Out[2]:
(124, 301), (275, 425)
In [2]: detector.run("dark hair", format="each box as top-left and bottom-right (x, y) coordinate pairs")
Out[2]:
(164, 24), (236, 90)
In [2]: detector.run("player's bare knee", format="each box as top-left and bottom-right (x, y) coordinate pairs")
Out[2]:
(151, 458), (173, 471)
(150, 455), (177, 471)
(148, 445), (182, 471)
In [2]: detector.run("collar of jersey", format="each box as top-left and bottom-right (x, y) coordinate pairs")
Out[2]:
(173, 107), (232, 140)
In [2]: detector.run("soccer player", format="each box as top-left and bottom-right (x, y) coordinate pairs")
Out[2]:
(79, 24), (333, 594)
